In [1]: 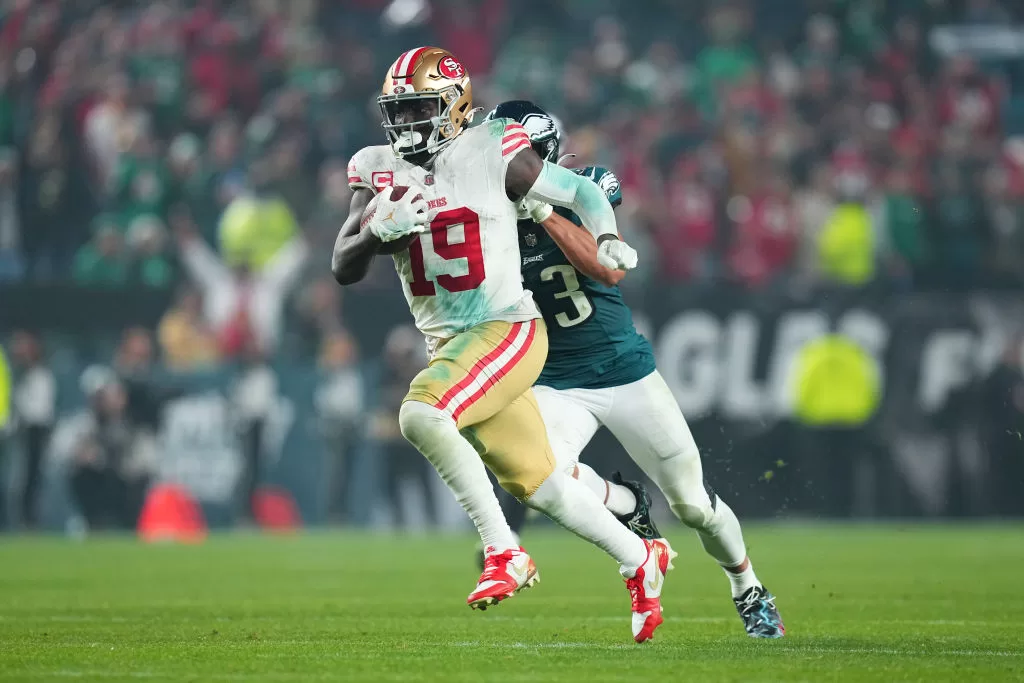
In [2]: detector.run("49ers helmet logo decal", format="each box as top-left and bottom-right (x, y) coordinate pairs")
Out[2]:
(438, 56), (465, 79)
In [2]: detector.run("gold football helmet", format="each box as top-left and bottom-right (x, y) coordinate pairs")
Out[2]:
(379, 46), (473, 158)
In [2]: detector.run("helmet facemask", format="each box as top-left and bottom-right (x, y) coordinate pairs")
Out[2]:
(379, 85), (466, 159)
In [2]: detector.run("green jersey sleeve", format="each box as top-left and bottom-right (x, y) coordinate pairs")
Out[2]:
(571, 166), (622, 209)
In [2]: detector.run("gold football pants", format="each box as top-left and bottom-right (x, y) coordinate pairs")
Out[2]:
(404, 319), (555, 498)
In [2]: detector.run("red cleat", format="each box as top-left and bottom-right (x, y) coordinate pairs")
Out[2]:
(626, 539), (672, 643)
(467, 546), (539, 610)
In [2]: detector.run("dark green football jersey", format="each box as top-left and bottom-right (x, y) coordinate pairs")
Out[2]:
(519, 166), (656, 390)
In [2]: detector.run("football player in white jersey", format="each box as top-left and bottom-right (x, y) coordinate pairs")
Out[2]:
(331, 47), (671, 642)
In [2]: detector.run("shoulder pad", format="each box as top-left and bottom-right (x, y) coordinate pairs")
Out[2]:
(483, 117), (512, 136)
(499, 120), (531, 159)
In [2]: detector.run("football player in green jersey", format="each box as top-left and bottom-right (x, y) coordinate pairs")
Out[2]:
(481, 101), (785, 638)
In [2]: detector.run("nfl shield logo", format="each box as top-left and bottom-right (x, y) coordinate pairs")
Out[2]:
(424, 174), (434, 186)
(525, 233), (537, 247)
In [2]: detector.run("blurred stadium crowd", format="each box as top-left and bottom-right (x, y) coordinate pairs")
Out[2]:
(2, 0), (1024, 531)
(3, 0), (1024, 295)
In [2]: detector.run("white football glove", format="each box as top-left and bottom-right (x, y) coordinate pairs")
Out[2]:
(516, 197), (553, 224)
(366, 186), (430, 243)
(597, 238), (638, 271)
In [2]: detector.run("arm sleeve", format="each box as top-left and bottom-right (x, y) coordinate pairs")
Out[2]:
(526, 160), (618, 241)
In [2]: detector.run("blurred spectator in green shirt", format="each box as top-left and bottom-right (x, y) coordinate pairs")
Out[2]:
(73, 216), (128, 287)
(130, 7), (187, 137)
(125, 214), (175, 289)
(882, 166), (930, 279)
(693, 4), (758, 119)
(110, 131), (174, 227)
(933, 163), (987, 286)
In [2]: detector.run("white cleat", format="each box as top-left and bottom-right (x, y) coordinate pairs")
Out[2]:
(625, 539), (672, 643)
(656, 538), (679, 571)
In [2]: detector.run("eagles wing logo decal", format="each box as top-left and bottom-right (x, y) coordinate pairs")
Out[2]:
(598, 171), (621, 200)
(521, 113), (556, 139)
(525, 233), (537, 247)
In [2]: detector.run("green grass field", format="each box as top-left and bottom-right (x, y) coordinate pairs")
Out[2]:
(1, 525), (1022, 682)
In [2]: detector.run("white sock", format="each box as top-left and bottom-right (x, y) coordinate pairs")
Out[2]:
(398, 401), (517, 552)
(574, 462), (637, 517)
(525, 469), (647, 575)
(691, 499), (760, 598)
(725, 563), (760, 599)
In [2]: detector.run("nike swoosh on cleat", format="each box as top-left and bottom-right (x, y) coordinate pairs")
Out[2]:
(507, 563), (528, 586)
(475, 580), (506, 593)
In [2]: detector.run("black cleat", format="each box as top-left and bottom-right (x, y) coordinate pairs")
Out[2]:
(734, 585), (785, 638)
(611, 472), (663, 541)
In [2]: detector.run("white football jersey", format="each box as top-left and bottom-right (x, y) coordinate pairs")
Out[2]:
(348, 119), (541, 341)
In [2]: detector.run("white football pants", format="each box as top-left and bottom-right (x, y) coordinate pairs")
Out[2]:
(533, 370), (718, 530)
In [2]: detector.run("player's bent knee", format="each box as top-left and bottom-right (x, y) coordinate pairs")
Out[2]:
(653, 448), (719, 530)
(398, 400), (451, 449)
(670, 501), (716, 530)
(519, 468), (563, 509)
(668, 478), (721, 530)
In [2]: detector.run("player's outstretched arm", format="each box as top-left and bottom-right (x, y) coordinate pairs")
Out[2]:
(331, 188), (380, 285)
(539, 211), (624, 287)
(507, 148), (617, 243)
(506, 149), (637, 270)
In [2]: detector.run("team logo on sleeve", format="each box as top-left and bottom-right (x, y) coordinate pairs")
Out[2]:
(438, 56), (465, 79)
(598, 172), (621, 199)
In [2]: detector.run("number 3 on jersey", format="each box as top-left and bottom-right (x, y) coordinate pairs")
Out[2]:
(541, 265), (593, 328)
(407, 207), (484, 296)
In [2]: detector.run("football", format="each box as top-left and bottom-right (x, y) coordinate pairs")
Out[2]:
(363, 185), (423, 254)
(388, 185), (418, 202)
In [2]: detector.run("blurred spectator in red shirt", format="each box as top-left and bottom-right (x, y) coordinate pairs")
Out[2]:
(188, 23), (260, 128)
(433, 0), (506, 77)
(878, 16), (927, 82)
(937, 56), (1002, 141)
(659, 157), (718, 282)
(727, 166), (799, 288)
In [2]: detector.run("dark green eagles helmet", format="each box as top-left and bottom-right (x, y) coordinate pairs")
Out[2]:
(484, 100), (561, 163)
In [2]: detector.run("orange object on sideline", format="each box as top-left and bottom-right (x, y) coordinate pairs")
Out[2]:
(251, 486), (301, 532)
(137, 484), (208, 543)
